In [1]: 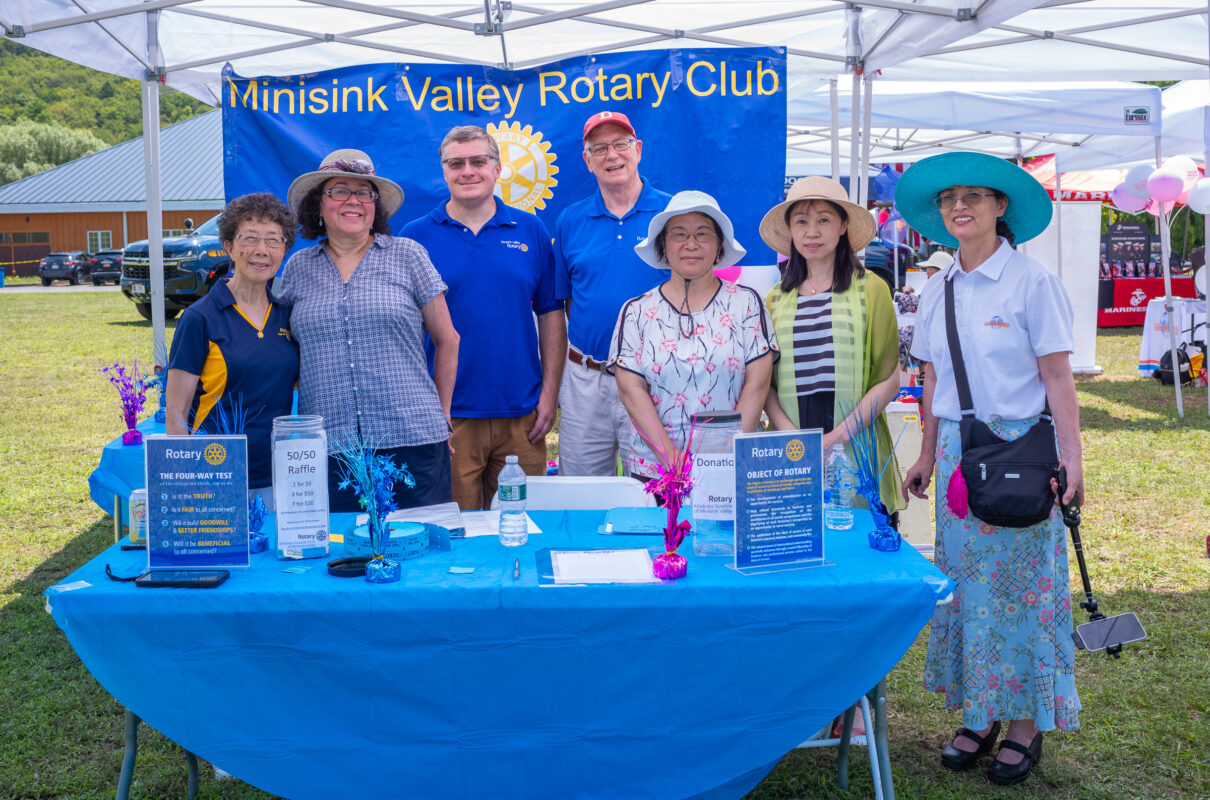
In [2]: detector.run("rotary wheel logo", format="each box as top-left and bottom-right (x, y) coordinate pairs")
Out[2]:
(488, 121), (558, 213)
(203, 443), (227, 465)
(785, 439), (805, 462)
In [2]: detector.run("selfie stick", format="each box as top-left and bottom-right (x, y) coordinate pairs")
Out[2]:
(1057, 467), (1122, 659)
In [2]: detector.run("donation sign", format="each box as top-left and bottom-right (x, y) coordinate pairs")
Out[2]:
(733, 430), (824, 570)
(223, 47), (786, 266)
(145, 435), (249, 569)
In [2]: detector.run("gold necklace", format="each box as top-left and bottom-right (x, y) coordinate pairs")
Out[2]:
(802, 273), (832, 295)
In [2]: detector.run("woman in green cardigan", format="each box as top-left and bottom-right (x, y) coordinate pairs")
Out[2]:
(759, 176), (905, 521)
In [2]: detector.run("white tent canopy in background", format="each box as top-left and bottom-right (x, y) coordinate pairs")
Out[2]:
(1057, 80), (1210, 171)
(867, 0), (1209, 81)
(787, 80), (1162, 172)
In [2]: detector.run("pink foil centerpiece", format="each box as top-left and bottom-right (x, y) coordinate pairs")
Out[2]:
(635, 420), (697, 580)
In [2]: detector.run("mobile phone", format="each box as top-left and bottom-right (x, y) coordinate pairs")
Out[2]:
(1072, 612), (1147, 652)
(135, 570), (230, 588)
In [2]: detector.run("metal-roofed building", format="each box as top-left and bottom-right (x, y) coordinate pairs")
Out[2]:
(0, 110), (221, 276)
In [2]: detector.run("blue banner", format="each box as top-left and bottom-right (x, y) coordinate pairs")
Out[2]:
(733, 430), (824, 570)
(145, 435), (250, 569)
(222, 48), (786, 265)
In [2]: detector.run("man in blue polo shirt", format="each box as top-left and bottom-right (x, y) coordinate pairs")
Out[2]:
(403, 125), (565, 510)
(554, 111), (671, 476)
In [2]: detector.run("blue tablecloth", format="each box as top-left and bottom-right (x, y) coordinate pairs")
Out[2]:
(46, 511), (950, 800)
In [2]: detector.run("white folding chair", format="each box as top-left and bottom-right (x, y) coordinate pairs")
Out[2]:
(489, 476), (654, 510)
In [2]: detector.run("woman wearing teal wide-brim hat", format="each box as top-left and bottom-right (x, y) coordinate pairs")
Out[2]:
(895, 152), (1084, 787)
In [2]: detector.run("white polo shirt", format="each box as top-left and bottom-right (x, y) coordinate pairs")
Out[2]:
(910, 238), (1073, 423)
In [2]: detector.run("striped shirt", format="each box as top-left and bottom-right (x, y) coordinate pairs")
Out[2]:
(793, 292), (834, 396)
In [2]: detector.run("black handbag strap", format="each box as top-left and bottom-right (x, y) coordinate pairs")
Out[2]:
(943, 275), (977, 419)
(943, 272), (1051, 425)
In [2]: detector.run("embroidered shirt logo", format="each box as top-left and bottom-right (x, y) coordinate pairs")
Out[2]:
(983, 315), (1010, 328)
(278, 327), (292, 341)
(501, 240), (530, 252)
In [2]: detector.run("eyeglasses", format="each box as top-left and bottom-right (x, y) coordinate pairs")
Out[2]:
(324, 186), (379, 203)
(233, 233), (286, 250)
(584, 137), (636, 157)
(441, 155), (498, 170)
(666, 230), (719, 244)
(934, 191), (998, 210)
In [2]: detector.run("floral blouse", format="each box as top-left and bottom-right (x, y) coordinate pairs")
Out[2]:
(608, 280), (778, 478)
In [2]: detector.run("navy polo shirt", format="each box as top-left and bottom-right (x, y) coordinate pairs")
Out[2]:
(402, 200), (560, 419)
(167, 279), (299, 489)
(554, 178), (671, 361)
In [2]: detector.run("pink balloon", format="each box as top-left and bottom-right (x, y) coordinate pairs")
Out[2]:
(1111, 183), (1148, 213)
(1177, 188), (1189, 206)
(713, 265), (742, 282)
(1146, 198), (1176, 216)
(1148, 168), (1185, 202)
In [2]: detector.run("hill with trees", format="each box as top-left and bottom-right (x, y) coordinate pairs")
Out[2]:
(0, 39), (210, 184)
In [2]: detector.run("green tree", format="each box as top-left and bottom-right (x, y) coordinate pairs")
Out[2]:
(0, 119), (107, 185)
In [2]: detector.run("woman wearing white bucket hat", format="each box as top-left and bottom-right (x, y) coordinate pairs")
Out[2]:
(607, 190), (777, 478)
(759, 176), (905, 520)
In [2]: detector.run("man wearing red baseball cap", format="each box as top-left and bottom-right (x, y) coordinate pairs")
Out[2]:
(553, 111), (671, 476)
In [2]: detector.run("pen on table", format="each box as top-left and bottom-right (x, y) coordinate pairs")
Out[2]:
(513, 558), (520, 581)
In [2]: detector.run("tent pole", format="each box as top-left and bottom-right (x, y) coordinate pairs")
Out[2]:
(1205, 0), (1209, 417)
(830, 79), (840, 181)
(1157, 138), (1184, 417)
(1055, 169), (1064, 279)
(849, 72), (861, 203)
(859, 74), (873, 208)
(143, 9), (166, 370)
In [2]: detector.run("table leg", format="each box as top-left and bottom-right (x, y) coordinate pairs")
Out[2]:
(113, 495), (122, 544)
(872, 678), (895, 800)
(116, 709), (139, 800)
(836, 705), (856, 789)
(185, 751), (199, 799)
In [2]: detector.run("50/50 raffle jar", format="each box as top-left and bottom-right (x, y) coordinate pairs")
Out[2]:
(271, 415), (330, 560)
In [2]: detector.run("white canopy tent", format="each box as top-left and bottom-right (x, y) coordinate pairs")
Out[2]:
(0, 0), (1052, 367)
(786, 79), (1163, 173)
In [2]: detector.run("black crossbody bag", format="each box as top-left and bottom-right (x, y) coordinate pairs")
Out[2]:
(944, 277), (1058, 527)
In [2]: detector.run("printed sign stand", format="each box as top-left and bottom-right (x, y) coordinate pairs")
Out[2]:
(145, 435), (250, 569)
(729, 429), (828, 575)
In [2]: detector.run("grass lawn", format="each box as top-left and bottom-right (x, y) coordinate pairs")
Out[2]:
(2, 293), (1208, 799)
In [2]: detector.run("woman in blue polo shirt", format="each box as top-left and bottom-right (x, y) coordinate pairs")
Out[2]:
(166, 193), (299, 504)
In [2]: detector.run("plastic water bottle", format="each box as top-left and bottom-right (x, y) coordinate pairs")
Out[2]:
(497, 455), (528, 546)
(824, 444), (855, 531)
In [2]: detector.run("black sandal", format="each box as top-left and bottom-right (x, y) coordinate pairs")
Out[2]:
(987, 732), (1043, 786)
(940, 721), (1001, 772)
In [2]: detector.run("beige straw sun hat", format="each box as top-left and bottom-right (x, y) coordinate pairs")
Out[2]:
(758, 176), (878, 257)
(286, 148), (404, 219)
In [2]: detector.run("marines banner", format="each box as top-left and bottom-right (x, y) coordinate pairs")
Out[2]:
(222, 47), (786, 264)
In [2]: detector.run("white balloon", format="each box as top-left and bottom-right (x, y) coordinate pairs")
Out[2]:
(1187, 178), (1210, 214)
(1124, 163), (1154, 199)
(1163, 155), (1200, 190)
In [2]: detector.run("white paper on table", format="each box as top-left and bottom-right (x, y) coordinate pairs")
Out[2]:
(459, 510), (542, 537)
(355, 502), (466, 533)
(551, 549), (657, 584)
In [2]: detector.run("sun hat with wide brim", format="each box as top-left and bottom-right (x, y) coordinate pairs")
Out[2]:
(894, 152), (1052, 249)
(634, 190), (746, 270)
(286, 148), (404, 219)
(758, 176), (877, 257)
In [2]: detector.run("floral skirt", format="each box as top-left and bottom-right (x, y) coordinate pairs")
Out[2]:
(923, 417), (1081, 732)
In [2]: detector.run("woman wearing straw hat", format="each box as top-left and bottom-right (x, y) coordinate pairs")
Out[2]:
(759, 177), (905, 520)
(607, 190), (777, 478)
(279, 149), (460, 512)
(896, 152), (1083, 786)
